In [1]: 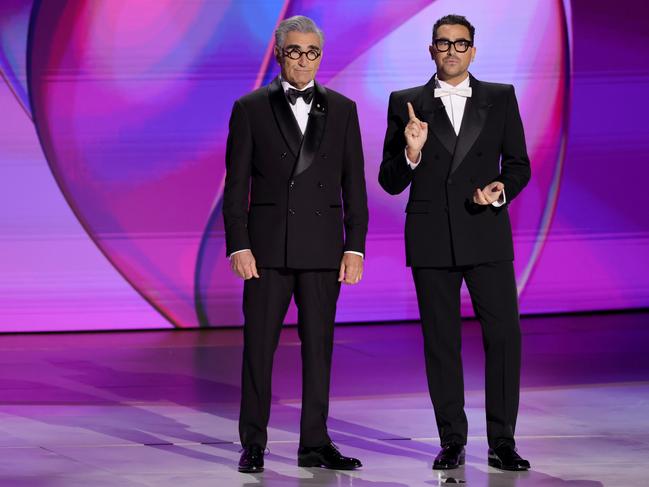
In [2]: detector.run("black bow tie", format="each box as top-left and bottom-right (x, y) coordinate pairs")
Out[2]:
(286, 87), (314, 105)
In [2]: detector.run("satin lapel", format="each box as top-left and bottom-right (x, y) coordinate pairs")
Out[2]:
(449, 76), (491, 174)
(292, 81), (328, 177)
(416, 76), (456, 156)
(268, 77), (302, 158)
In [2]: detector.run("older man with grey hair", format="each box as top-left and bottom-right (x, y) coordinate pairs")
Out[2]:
(223, 15), (368, 473)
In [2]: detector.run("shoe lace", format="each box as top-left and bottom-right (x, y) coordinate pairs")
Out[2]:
(328, 442), (345, 458)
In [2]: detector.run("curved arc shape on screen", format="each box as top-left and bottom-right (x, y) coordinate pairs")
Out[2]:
(25, 0), (178, 327)
(19, 0), (576, 330)
(516, 0), (573, 296)
(28, 0), (293, 329)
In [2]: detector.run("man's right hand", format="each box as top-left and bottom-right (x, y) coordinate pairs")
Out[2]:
(230, 250), (260, 280)
(405, 102), (428, 162)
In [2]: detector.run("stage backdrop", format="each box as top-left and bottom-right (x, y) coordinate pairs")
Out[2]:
(1, 0), (647, 332)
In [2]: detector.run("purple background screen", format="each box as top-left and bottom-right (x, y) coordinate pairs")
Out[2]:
(0, 0), (647, 332)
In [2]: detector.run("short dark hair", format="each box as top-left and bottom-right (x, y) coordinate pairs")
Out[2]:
(433, 14), (475, 43)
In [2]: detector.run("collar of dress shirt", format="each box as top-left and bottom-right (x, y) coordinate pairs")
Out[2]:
(435, 74), (470, 90)
(280, 76), (315, 93)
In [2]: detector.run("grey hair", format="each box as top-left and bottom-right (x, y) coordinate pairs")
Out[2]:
(274, 15), (324, 48)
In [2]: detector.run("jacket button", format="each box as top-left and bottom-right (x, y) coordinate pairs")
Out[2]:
(447, 179), (453, 185)
(315, 210), (322, 216)
(477, 151), (483, 157)
(281, 152), (287, 159)
(318, 182), (324, 189)
(444, 206), (449, 213)
(289, 180), (295, 189)
(288, 208), (295, 215)
(321, 153), (327, 158)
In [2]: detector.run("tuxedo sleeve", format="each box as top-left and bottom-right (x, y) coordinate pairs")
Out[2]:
(378, 92), (415, 195)
(495, 86), (531, 202)
(341, 102), (369, 255)
(223, 100), (252, 256)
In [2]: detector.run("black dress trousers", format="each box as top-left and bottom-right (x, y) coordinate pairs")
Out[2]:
(238, 267), (341, 449)
(412, 260), (521, 449)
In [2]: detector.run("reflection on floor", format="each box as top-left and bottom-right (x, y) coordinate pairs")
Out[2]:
(1, 312), (647, 486)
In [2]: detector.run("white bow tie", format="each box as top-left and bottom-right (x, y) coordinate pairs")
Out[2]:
(434, 86), (472, 98)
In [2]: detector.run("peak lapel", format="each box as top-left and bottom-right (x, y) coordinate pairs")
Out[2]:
(449, 75), (491, 174)
(268, 77), (302, 158)
(415, 76), (456, 156)
(292, 81), (328, 178)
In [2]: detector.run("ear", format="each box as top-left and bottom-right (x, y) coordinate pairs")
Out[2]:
(274, 45), (281, 62)
(470, 46), (477, 63)
(429, 44), (435, 60)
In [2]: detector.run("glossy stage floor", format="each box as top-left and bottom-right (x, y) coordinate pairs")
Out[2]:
(1, 311), (647, 486)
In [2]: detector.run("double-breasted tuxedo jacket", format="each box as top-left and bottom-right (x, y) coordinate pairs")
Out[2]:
(379, 73), (531, 448)
(379, 74), (531, 267)
(223, 77), (368, 268)
(223, 77), (368, 449)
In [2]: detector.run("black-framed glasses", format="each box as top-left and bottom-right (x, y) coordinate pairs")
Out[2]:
(282, 48), (321, 61)
(433, 38), (472, 53)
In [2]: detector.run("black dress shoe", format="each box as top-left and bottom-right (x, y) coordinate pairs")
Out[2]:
(238, 444), (264, 473)
(298, 443), (362, 470)
(488, 445), (530, 471)
(433, 443), (466, 470)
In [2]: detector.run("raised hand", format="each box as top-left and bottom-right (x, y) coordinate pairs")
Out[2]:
(405, 102), (428, 161)
(473, 181), (505, 205)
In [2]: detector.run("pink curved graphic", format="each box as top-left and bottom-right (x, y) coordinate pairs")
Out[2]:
(29, 0), (286, 327)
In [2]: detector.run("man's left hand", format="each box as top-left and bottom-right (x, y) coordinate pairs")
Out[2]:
(473, 181), (505, 205)
(338, 253), (363, 285)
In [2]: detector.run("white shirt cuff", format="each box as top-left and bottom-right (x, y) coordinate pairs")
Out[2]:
(344, 251), (364, 259)
(405, 148), (422, 169)
(228, 249), (250, 259)
(491, 188), (506, 207)
(231, 249), (364, 259)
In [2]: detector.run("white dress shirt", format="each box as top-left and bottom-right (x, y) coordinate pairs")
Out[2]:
(405, 75), (505, 207)
(436, 75), (470, 136)
(230, 78), (364, 259)
(280, 78), (313, 135)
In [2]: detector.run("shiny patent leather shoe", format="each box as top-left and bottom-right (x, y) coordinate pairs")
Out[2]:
(298, 442), (362, 470)
(238, 444), (264, 473)
(433, 443), (466, 470)
(488, 445), (530, 471)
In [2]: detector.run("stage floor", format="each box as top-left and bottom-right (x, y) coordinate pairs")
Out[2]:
(1, 312), (648, 486)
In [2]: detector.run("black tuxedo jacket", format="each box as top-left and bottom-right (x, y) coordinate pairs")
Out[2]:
(379, 74), (531, 267)
(223, 77), (368, 269)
